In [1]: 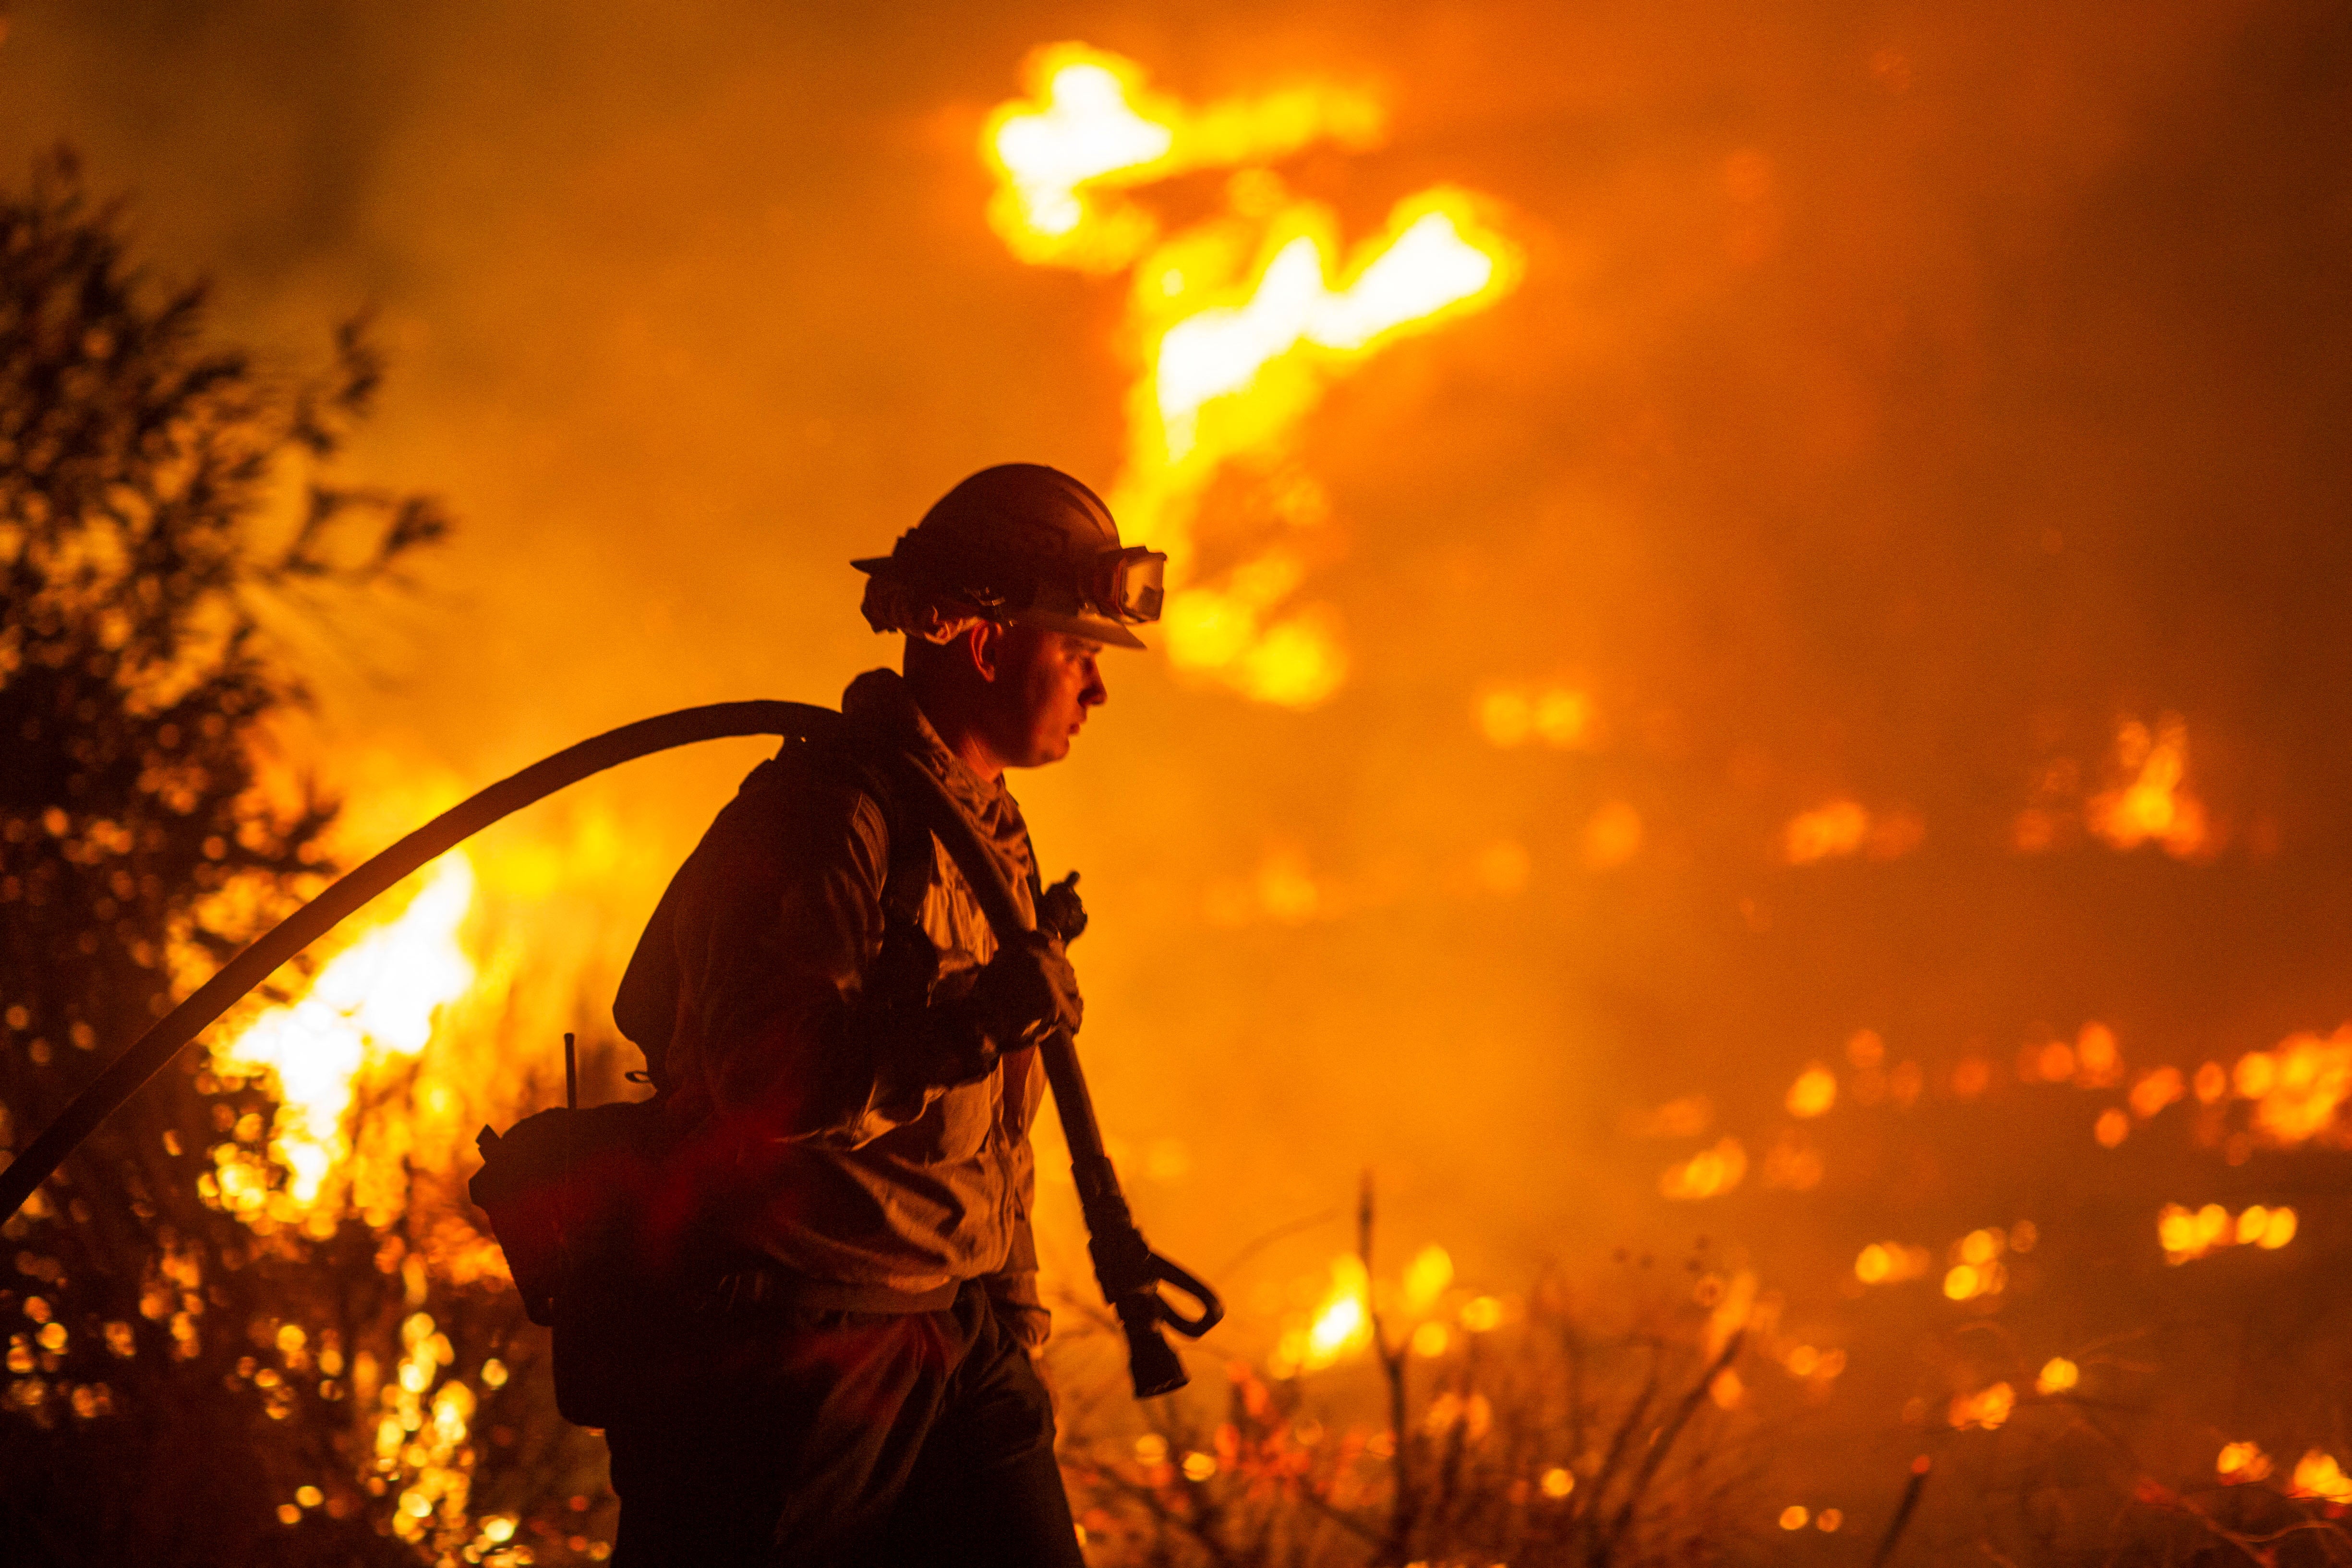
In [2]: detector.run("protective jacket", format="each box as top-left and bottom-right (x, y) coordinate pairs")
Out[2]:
(614, 669), (1049, 1344)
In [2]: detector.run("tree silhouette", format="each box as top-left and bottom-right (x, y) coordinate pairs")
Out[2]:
(0, 149), (455, 1566)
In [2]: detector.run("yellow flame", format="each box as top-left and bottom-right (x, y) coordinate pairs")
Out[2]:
(2293, 1451), (2352, 1505)
(214, 855), (476, 1222)
(2219, 1441), (2274, 1483)
(982, 46), (1523, 707)
(983, 44), (1381, 272)
(1303, 1255), (1371, 1368)
(2087, 714), (2209, 857)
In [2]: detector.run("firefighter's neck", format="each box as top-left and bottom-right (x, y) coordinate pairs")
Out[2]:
(904, 663), (1010, 783)
(917, 697), (1011, 784)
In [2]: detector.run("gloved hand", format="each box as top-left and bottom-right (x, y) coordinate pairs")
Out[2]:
(969, 929), (1082, 1049)
(877, 932), (1081, 1098)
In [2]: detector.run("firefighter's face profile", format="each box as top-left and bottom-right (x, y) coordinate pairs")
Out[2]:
(983, 623), (1107, 768)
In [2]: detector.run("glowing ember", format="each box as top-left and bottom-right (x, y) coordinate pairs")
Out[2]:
(1853, 1242), (1931, 1285)
(1785, 1063), (1837, 1118)
(2158, 1201), (2295, 1263)
(1659, 1136), (1747, 1200)
(2218, 1441), (2274, 1483)
(2129, 1065), (2185, 1120)
(1581, 800), (1645, 869)
(1782, 801), (1867, 864)
(2292, 1451), (2352, 1505)
(2087, 714), (2208, 857)
(1401, 1244), (1453, 1312)
(982, 45), (1523, 707)
(1781, 800), (1922, 864)
(2235, 1028), (2352, 1146)
(1479, 685), (1594, 749)
(2074, 1022), (2123, 1084)
(212, 856), (476, 1224)
(1948, 1381), (2015, 1432)
(1942, 1228), (2010, 1300)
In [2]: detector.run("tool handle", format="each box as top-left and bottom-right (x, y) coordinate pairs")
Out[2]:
(882, 756), (1223, 1399)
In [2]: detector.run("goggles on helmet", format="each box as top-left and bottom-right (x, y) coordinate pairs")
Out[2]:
(1085, 545), (1167, 625)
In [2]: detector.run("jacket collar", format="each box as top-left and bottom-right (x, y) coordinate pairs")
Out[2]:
(840, 668), (1035, 883)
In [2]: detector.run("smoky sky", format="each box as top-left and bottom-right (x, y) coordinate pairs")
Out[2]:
(6, 0), (2352, 1283)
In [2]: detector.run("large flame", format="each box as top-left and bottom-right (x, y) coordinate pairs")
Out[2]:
(982, 43), (1381, 273)
(211, 855), (476, 1228)
(984, 46), (1523, 706)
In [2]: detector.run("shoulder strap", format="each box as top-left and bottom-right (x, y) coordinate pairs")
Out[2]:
(814, 739), (935, 931)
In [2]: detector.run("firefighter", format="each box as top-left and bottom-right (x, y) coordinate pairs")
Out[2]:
(602, 464), (1164, 1565)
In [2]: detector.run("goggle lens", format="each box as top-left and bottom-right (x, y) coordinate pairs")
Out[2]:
(1096, 547), (1166, 623)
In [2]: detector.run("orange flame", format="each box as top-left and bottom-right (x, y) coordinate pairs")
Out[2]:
(983, 46), (1523, 707)
(2218, 1441), (2274, 1483)
(2292, 1451), (2352, 1504)
(211, 856), (476, 1231)
(983, 44), (1381, 273)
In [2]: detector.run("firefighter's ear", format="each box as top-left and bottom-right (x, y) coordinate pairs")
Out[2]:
(965, 620), (1007, 684)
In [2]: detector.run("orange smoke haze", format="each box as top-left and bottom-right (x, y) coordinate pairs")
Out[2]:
(8, 0), (2352, 1538)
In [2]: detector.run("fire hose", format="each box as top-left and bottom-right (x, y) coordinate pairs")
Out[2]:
(0, 700), (1220, 1397)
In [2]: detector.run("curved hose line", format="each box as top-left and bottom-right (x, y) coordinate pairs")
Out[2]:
(0, 701), (840, 1221)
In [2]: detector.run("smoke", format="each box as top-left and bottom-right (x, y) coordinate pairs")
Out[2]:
(7, 0), (2352, 1340)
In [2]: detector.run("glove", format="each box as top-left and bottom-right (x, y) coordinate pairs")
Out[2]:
(969, 929), (1082, 1049)
(868, 932), (1080, 1099)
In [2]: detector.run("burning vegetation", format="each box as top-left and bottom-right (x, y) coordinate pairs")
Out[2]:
(7, 18), (2352, 1568)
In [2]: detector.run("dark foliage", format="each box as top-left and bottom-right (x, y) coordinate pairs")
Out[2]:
(0, 149), (449, 1566)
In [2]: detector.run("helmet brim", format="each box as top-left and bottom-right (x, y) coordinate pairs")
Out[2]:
(1009, 605), (1148, 651)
